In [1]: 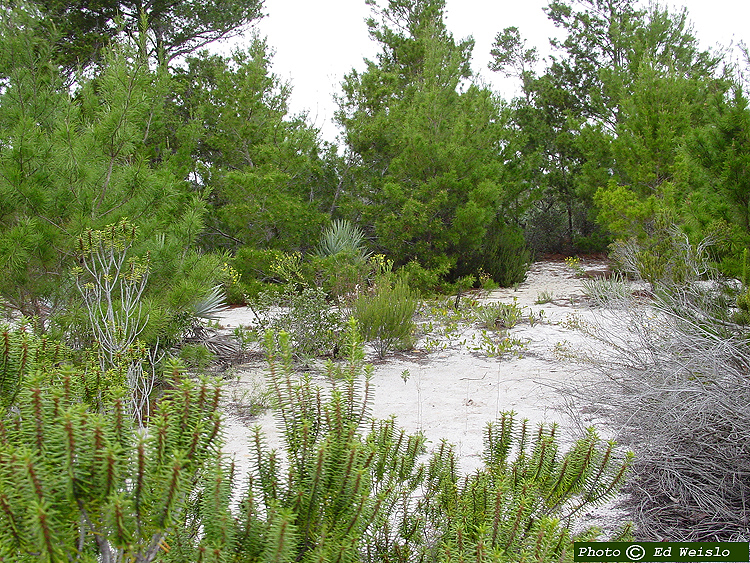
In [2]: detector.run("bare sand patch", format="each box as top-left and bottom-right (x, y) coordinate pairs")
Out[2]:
(216, 257), (636, 532)
(218, 258), (620, 472)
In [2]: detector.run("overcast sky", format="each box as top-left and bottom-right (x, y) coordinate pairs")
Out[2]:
(222, 0), (750, 143)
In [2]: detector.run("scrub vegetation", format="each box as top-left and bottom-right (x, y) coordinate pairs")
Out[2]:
(1, 0), (750, 557)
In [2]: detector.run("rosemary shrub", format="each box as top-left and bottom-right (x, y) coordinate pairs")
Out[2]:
(0, 374), (224, 562)
(217, 320), (632, 562)
(435, 413), (633, 561)
(0, 319), (67, 408)
(0, 320), (632, 562)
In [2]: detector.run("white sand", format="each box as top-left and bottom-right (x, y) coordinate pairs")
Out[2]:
(216, 257), (639, 531)
(218, 258), (621, 475)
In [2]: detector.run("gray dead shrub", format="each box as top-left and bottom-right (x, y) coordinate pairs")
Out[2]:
(563, 235), (750, 541)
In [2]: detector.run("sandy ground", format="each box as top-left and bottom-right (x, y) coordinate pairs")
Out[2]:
(214, 257), (638, 531)
(216, 258), (622, 475)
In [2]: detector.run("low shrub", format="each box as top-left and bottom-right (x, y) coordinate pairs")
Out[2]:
(437, 413), (632, 561)
(219, 261), (245, 305)
(564, 263), (750, 541)
(535, 289), (554, 304)
(564, 255), (585, 276)
(353, 275), (419, 358)
(250, 284), (345, 359)
(307, 252), (392, 301)
(581, 274), (632, 307)
(477, 267), (499, 291)
(0, 374), (225, 561)
(401, 259), (452, 295)
(475, 300), (524, 330)
(178, 342), (216, 371)
(469, 221), (531, 288)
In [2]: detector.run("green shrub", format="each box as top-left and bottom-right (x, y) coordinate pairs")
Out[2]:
(250, 284), (345, 358)
(474, 301), (523, 330)
(435, 414), (632, 561)
(573, 229), (612, 254)
(468, 221), (531, 288)
(0, 374), (225, 562)
(401, 259), (452, 295)
(232, 247), (285, 281)
(231, 247), (286, 299)
(178, 343), (216, 371)
(0, 320), (68, 409)
(307, 252), (374, 300)
(735, 287), (750, 325)
(218, 261), (245, 305)
(240, 277), (281, 301)
(353, 276), (419, 358)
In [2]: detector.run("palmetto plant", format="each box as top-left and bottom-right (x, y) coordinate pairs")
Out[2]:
(316, 219), (372, 263)
(191, 284), (229, 320)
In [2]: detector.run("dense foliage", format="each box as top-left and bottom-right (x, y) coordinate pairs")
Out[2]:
(0, 9), (226, 340)
(2, 0), (749, 301)
(568, 233), (750, 541)
(336, 0), (528, 284)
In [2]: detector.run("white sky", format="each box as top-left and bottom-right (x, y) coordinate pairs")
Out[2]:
(222, 0), (750, 143)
